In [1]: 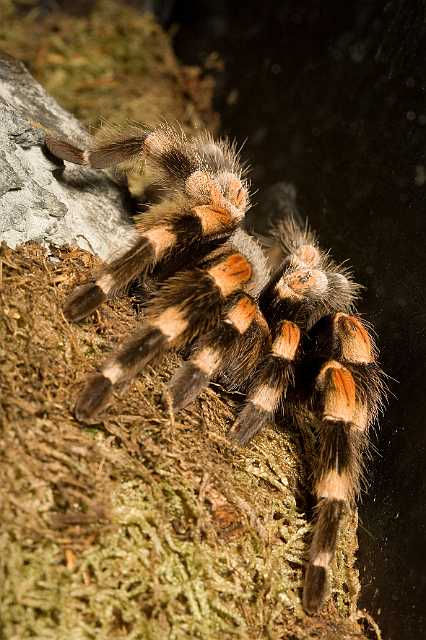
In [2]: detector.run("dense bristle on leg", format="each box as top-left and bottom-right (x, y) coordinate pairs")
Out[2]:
(64, 237), (157, 322)
(64, 195), (249, 324)
(303, 499), (345, 614)
(74, 373), (113, 421)
(45, 128), (149, 169)
(64, 283), (107, 322)
(45, 125), (249, 205)
(303, 361), (359, 613)
(74, 251), (252, 420)
(168, 294), (258, 411)
(74, 325), (168, 421)
(303, 312), (385, 613)
(168, 362), (211, 411)
(106, 237), (157, 288)
(45, 124), (198, 175)
(153, 251), (253, 338)
(229, 320), (300, 445)
(303, 565), (327, 615)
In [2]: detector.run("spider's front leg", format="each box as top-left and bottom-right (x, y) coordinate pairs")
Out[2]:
(46, 123), (191, 172)
(303, 313), (385, 614)
(63, 235), (159, 322)
(46, 125), (249, 322)
(74, 249), (253, 420)
(63, 174), (247, 322)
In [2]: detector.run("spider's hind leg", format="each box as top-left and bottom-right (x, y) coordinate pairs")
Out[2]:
(303, 313), (385, 614)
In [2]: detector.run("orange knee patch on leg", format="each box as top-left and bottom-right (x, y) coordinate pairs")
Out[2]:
(334, 313), (374, 363)
(208, 254), (252, 297)
(318, 361), (356, 423)
(272, 321), (300, 360)
(226, 297), (257, 334)
(192, 204), (234, 234)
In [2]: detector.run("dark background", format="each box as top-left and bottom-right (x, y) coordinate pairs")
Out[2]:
(167, 2), (426, 639)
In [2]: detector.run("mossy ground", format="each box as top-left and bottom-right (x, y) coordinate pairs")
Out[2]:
(0, 244), (380, 639)
(0, 0), (218, 132)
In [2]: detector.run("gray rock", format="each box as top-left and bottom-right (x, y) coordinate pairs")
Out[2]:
(0, 53), (136, 259)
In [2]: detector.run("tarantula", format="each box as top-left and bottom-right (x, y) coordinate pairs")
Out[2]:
(45, 123), (386, 615)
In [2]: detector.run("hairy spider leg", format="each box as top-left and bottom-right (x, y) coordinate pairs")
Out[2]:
(228, 319), (301, 445)
(48, 125), (249, 322)
(228, 213), (360, 445)
(45, 125), (248, 220)
(74, 250), (252, 420)
(64, 198), (243, 321)
(45, 124), (198, 174)
(303, 313), (385, 614)
(45, 123), (244, 180)
(168, 294), (269, 410)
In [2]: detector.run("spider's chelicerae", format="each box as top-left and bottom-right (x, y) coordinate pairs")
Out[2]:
(45, 123), (386, 615)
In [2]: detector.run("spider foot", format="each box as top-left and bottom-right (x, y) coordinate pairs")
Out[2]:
(168, 362), (210, 411)
(228, 404), (271, 446)
(64, 283), (107, 322)
(74, 373), (113, 421)
(302, 565), (327, 615)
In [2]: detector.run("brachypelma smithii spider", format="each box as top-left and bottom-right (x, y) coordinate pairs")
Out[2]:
(45, 123), (387, 614)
